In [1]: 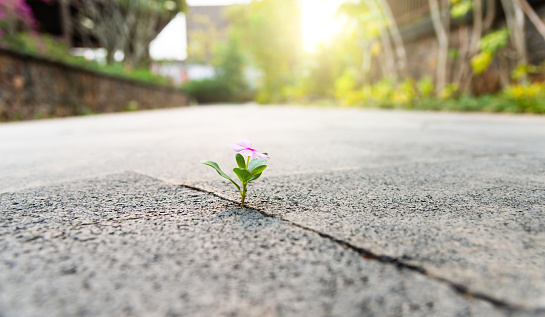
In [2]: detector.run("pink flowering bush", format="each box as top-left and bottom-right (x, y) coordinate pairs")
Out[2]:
(0, 0), (67, 58)
(202, 139), (269, 207)
(0, 0), (41, 39)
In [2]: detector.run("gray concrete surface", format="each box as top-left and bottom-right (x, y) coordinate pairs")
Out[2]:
(0, 172), (508, 317)
(1, 105), (545, 316)
(195, 157), (545, 310)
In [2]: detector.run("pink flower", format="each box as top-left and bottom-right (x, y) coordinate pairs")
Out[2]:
(229, 139), (270, 160)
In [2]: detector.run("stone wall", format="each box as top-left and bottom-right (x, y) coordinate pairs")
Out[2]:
(0, 49), (189, 121)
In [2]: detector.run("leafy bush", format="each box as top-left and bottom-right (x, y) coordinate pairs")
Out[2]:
(182, 78), (233, 103)
(331, 75), (545, 114)
(183, 78), (254, 104)
(0, 0), (44, 38)
(502, 83), (545, 113)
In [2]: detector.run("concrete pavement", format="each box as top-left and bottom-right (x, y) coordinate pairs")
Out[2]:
(1, 105), (544, 316)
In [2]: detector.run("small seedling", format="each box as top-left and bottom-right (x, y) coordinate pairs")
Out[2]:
(201, 139), (270, 207)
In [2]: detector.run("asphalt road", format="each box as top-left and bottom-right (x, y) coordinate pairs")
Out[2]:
(1, 105), (544, 316)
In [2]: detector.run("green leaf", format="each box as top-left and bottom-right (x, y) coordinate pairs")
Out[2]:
(479, 28), (509, 53)
(249, 173), (262, 182)
(471, 51), (493, 75)
(451, 1), (473, 19)
(250, 165), (267, 175)
(235, 153), (246, 169)
(233, 167), (252, 183)
(201, 160), (240, 192)
(248, 158), (267, 172)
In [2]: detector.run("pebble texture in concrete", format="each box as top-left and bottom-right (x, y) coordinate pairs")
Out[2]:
(0, 172), (513, 316)
(194, 156), (545, 312)
(1, 106), (545, 316)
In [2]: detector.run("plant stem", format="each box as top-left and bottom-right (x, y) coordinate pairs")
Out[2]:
(241, 156), (250, 207)
(241, 182), (247, 207)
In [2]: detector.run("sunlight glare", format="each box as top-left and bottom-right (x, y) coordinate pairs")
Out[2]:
(300, 0), (347, 53)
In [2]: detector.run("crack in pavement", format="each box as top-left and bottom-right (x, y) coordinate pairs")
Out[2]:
(182, 183), (543, 315)
(3, 171), (517, 317)
(2, 171), (541, 315)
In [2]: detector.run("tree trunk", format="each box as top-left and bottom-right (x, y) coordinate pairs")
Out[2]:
(514, 0), (528, 67)
(469, 0), (483, 58)
(483, 0), (496, 32)
(59, 0), (72, 48)
(360, 40), (373, 86)
(442, 0), (450, 85)
(378, 27), (397, 80)
(501, 0), (528, 65)
(515, 0), (545, 41)
(454, 0), (484, 94)
(379, 0), (410, 79)
(366, 0), (397, 82)
(429, 0), (449, 96)
(454, 25), (471, 86)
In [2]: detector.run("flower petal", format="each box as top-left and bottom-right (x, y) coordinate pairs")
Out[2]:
(236, 139), (252, 148)
(229, 143), (245, 152)
(229, 139), (252, 152)
(239, 149), (256, 158)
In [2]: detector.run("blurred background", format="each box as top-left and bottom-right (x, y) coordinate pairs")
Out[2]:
(1, 0), (545, 121)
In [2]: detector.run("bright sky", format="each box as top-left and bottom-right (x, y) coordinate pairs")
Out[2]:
(149, 0), (346, 60)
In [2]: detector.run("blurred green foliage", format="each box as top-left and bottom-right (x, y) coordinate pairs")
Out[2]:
(229, 0), (543, 115)
(329, 77), (545, 114)
(479, 28), (509, 53)
(183, 0), (302, 104)
(2, 0), (544, 115)
(212, 36), (253, 101)
(450, 0), (473, 19)
(182, 35), (254, 103)
(226, 0), (302, 103)
(471, 28), (509, 74)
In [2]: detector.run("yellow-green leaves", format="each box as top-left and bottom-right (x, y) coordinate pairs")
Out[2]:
(471, 51), (493, 75)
